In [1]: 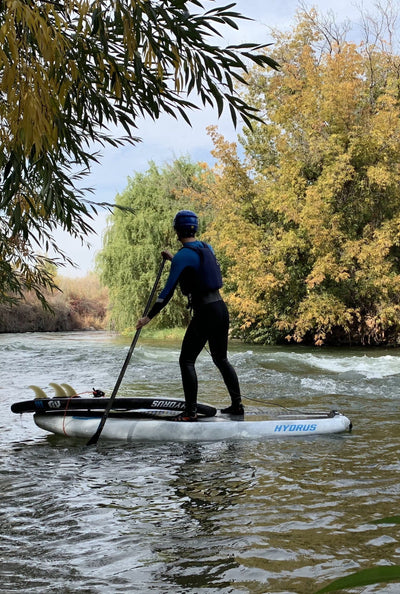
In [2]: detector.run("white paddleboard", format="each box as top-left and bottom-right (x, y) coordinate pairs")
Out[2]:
(34, 411), (352, 442)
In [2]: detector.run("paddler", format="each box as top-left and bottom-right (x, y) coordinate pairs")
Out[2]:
(136, 210), (244, 421)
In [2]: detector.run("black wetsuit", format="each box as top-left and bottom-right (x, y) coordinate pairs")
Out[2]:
(147, 241), (241, 415)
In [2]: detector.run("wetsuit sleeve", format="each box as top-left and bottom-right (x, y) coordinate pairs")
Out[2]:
(147, 249), (199, 319)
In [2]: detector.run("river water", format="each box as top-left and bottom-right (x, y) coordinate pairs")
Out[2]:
(1, 331), (400, 594)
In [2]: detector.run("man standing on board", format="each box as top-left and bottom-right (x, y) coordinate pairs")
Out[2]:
(136, 210), (244, 421)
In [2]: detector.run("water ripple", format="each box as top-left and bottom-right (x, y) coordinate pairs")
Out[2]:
(1, 333), (400, 593)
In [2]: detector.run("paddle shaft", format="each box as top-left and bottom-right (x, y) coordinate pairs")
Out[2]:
(87, 258), (166, 445)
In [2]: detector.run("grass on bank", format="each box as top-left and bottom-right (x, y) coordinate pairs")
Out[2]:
(0, 273), (109, 333)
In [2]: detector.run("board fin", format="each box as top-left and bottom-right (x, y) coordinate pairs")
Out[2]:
(29, 385), (48, 399)
(49, 383), (68, 397)
(60, 383), (77, 397)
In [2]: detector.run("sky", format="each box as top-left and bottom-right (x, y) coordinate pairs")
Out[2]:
(55, 0), (379, 277)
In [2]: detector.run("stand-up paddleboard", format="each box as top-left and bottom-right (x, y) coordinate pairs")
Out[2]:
(32, 410), (351, 442)
(11, 384), (352, 442)
(11, 389), (351, 441)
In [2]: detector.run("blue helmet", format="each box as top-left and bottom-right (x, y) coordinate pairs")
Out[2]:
(173, 210), (198, 235)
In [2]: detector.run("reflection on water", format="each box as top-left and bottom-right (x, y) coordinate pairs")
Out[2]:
(1, 332), (400, 593)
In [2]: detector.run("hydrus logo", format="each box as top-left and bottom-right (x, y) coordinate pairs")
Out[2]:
(274, 423), (317, 433)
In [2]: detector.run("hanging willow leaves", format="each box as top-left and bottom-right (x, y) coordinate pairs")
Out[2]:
(0, 0), (278, 303)
(96, 157), (212, 332)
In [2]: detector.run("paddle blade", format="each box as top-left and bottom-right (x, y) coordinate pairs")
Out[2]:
(87, 429), (101, 446)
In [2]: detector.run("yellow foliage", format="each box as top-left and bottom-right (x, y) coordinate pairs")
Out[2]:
(367, 166), (393, 190)
(0, 1), (73, 156)
(290, 293), (358, 346)
(202, 9), (400, 345)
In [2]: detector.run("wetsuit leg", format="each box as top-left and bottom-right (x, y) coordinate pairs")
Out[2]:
(179, 314), (208, 415)
(206, 301), (242, 405)
(180, 300), (242, 413)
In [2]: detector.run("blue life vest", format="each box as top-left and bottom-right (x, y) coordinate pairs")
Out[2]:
(180, 242), (223, 295)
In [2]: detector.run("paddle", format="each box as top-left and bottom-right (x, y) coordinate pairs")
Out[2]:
(87, 257), (166, 445)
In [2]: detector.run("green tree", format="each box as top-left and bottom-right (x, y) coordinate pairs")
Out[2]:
(207, 6), (400, 345)
(97, 158), (211, 331)
(0, 0), (278, 304)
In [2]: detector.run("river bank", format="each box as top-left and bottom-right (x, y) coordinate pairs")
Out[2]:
(0, 274), (108, 333)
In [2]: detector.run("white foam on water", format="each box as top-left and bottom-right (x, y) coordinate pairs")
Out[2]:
(302, 354), (400, 379)
(300, 378), (338, 392)
(257, 349), (400, 380)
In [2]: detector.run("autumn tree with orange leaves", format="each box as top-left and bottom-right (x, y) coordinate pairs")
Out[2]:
(205, 5), (400, 346)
